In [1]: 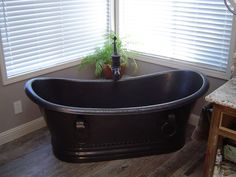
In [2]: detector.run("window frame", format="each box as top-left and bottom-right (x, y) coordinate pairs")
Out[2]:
(0, 0), (235, 85)
(115, 0), (236, 80)
(0, 0), (115, 85)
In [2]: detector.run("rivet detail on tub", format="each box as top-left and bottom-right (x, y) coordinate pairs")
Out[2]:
(76, 121), (85, 129)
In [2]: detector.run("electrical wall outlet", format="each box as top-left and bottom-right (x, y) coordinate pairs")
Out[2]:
(13, 100), (22, 114)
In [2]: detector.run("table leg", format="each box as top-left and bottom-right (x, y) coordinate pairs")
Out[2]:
(203, 106), (221, 177)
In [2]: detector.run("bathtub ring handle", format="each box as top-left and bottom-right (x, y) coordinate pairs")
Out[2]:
(161, 121), (177, 137)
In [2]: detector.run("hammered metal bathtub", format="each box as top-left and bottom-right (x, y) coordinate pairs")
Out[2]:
(25, 70), (209, 162)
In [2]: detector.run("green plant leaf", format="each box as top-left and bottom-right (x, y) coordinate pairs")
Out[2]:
(95, 60), (103, 77)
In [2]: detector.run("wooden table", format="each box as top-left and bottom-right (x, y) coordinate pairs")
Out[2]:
(204, 78), (236, 177)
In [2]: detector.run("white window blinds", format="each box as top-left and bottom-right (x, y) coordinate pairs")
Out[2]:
(0, 0), (111, 79)
(119, 0), (233, 73)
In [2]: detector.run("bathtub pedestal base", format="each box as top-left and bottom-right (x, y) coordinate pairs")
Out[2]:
(52, 140), (184, 163)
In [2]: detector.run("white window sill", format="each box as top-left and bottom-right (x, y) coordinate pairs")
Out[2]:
(1, 53), (229, 85)
(135, 54), (230, 80)
(1, 59), (82, 85)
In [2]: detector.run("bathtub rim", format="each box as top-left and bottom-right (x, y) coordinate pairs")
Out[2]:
(24, 69), (209, 115)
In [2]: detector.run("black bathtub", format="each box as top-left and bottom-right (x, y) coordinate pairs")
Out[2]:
(25, 70), (208, 162)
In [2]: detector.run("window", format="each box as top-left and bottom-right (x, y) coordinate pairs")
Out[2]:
(0, 0), (235, 83)
(118, 0), (234, 79)
(0, 0), (111, 84)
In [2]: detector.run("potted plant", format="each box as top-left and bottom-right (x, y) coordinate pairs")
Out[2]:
(79, 32), (138, 79)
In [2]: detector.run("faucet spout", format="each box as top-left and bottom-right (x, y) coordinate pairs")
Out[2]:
(111, 35), (121, 81)
(112, 67), (121, 81)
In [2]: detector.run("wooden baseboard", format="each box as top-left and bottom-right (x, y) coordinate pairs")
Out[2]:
(188, 114), (200, 126)
(0, 117), (46, 146)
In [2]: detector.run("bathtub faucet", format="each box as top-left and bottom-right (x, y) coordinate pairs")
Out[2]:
(112, 36), (121, 81)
